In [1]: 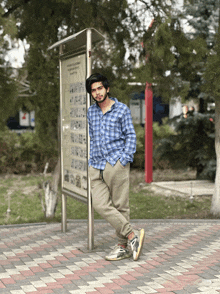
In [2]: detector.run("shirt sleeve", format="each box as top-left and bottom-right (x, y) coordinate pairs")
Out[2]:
(120, 107), (136, 166)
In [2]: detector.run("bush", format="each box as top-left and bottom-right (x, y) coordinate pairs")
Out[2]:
(0, 128), (20, 173)
(155, 113), (216, 180)
(152, 119), (175, 169)
(0, 128), (58, 174)
(132, 124), (145, 169)
(132, 120), (175, 170)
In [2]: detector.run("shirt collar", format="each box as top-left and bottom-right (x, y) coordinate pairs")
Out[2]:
(110, 97), (118, 108)
(95, 97), (118, 110)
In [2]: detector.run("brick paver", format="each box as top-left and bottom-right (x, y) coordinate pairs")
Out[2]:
(1, 220), (220, 293)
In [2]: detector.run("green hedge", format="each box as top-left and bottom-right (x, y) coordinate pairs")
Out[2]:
(1, 113), (216, 181)
(132, 113), (216, 181)
(154, 113), (216, 180)
(0, 128), (58, 174)
(1, 122), (174, 174)
(132, 120), (175, 170)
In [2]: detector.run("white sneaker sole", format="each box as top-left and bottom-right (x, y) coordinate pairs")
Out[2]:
(133, 228), (145, 261)
(105, 252), (132, 261)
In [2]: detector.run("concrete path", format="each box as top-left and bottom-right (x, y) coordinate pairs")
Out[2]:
(1, 219), (220, 294)
(150, 180), (214, 197)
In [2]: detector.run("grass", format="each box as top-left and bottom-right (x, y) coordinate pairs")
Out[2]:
(0, 174), (47, 225)
(0, 170), (215, 226)
(129, 191), (212, 219)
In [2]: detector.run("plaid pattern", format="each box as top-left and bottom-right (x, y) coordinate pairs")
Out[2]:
(87, 97), (136, 170)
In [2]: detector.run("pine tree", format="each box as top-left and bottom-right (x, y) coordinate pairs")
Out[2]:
(182, 0), (220, 215)
(133, 13), (207, 103)
(182, 0), (219, 108)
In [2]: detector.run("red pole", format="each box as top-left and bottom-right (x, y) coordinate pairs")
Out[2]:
(145, 82), (153, 183)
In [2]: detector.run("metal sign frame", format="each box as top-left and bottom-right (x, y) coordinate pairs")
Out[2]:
(49, 28), (105, 250)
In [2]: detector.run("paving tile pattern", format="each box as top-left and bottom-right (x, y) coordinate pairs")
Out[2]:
(1, 220), (220, 293)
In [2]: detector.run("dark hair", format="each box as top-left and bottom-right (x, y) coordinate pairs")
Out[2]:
(86, 73), (110, 94)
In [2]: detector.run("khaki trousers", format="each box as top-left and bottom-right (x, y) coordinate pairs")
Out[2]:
(89, 160), (133, 246)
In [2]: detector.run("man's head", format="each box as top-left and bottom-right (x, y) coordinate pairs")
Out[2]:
(86, 73), (110, 95)
(86, 73), (110, 104)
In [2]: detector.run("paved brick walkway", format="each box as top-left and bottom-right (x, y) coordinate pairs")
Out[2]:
(1, 219), (220, 294)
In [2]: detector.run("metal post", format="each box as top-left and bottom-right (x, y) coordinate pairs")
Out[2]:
(59, 44), (67, 232)
(61, 193), (67, 232)
(86, 28), (94, 250)
(145, 82), (153, 183)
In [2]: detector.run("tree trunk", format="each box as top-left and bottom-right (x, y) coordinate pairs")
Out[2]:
(41, 157), (60, 218)
(211, 99), (220, 215)
(210, 0), (220, 215)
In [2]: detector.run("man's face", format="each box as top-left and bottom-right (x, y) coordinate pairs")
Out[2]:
(91, 82), (109, 104)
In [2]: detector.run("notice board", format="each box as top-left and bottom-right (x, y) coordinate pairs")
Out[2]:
(60, 54), (87, 198)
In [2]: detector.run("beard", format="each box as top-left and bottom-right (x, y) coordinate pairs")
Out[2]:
(92, 91), (108, 104)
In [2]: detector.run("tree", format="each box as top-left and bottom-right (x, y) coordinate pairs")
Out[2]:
(1, 0), (176, 135)
(182, 0), (219, 111)
(180, 0), (220, 215)
(130, 0), (220, 185)
(132, 11), (207, 103)
(203, 2), (220, 215)
(0, 0), (144, 218)
(132, 0), (219, 105)
(1, 0), (184, 217)
(0, 3), (18, 129)
(137, 0), (220, 215)
(2, 0), (138, 135)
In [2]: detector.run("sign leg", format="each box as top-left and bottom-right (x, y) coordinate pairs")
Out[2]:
(88, 189), (94, 251)
(61, 193), (67, 232)
(87, 28), (94, 251)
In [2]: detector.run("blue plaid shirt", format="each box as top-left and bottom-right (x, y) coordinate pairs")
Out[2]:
(87, 97), (136, 170)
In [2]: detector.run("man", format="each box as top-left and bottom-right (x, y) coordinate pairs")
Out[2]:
(86, 73), (145, 261)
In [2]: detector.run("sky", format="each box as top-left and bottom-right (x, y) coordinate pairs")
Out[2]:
(5, 38), (29, 68)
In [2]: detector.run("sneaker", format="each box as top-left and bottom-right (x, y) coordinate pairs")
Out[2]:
(130, 229), (145, 261)
(105, 245), (132, 261)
